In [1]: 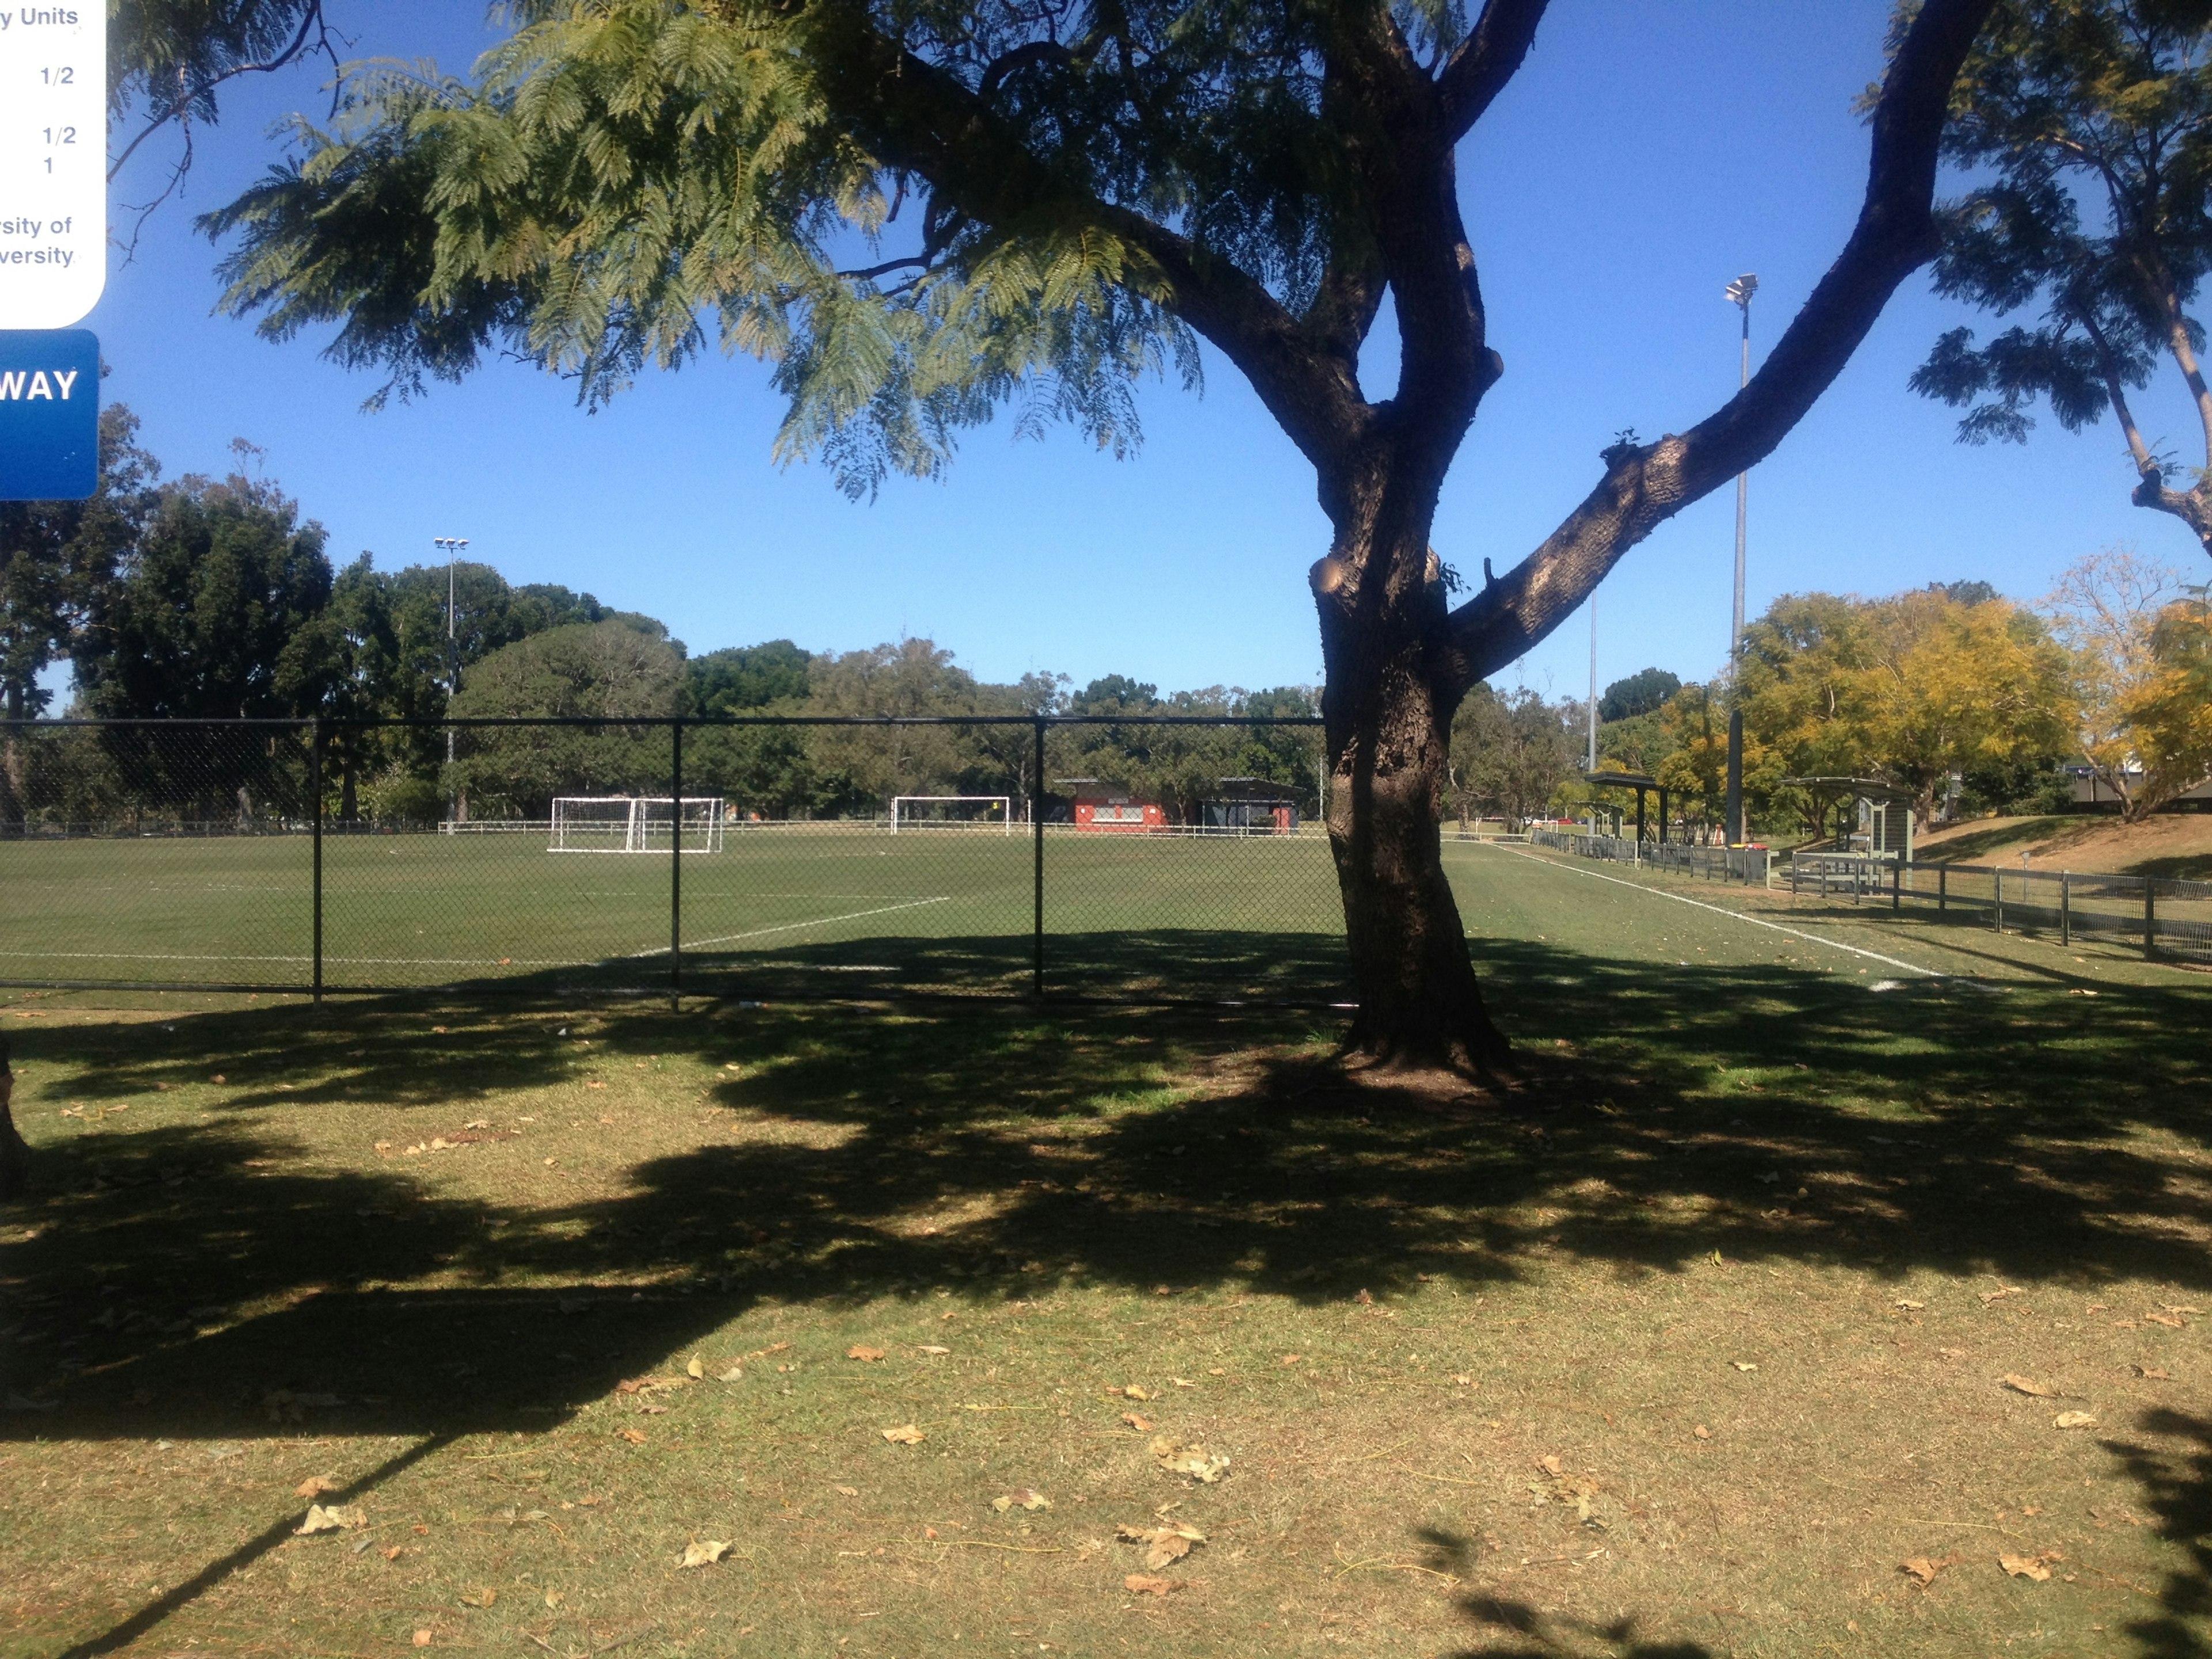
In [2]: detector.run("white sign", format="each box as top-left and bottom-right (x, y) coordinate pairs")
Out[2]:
(0, 5), (105, 328)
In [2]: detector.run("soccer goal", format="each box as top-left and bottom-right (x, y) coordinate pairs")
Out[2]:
(890, 795), (1016, 834)
(549, 796), (726, 853)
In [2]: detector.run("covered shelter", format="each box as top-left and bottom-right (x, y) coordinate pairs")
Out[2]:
(1205, 777), (1301, 834)
(1781, 777), (1916, 862)
(1581, 770), (1669, 844)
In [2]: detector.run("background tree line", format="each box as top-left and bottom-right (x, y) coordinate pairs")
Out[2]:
(0, 426), (1323, 827)
(1521, 559), (2212, 845)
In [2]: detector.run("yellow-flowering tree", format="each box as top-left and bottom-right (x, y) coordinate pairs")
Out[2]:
(2125, 599), (2212, 807)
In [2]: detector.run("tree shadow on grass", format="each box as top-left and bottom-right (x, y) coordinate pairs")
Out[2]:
(2104, 1410), (2212, 1657)
(3, 930), (2209, 1650)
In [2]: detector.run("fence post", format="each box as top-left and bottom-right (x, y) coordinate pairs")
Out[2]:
(1032, 718), (1047, 999)
(1994, 869), (2003, 935)
(671, 718), (684, 1000)
(310, 718), (323, 1006)
(1892, 859), (1900, 913)
(2145, 880), (2157, 960)
(2060, 872), (2070, 946)
(1938, 866), (1946, 913)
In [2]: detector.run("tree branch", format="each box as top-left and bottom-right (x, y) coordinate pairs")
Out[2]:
(1437, 0), (1551, 139)
(802, 2), (1374, 476)
(1445, 0), (1998, 685)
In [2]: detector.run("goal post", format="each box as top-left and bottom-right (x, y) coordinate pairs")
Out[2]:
(550, 796), (725, 853)
(890, 795), (1016, 834)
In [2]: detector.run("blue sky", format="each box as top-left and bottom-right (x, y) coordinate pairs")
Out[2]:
(76, 0), (2200, 704)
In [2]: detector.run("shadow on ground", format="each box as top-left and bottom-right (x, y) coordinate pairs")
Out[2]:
(3, 928), (2208, 1653)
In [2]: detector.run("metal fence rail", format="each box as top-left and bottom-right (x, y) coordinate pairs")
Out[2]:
(1789, 853), (2212, 963)
(1528, 827), (1771, 885)
(0, 714), (1356, 1006)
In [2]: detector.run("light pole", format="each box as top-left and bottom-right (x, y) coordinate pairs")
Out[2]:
(1586, 593), (1598, 834)
(1723, 273), (1756, 846)
(433, 536), (469, 771)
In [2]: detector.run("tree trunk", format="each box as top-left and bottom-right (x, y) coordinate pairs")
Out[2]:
(1314, 507), (1512, 1080)
(1, 681), (24, 840)
(0, 1043), (26, 1201)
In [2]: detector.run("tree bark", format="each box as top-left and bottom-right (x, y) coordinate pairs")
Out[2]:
(1313, 476), (1511, 1078)
(0, 1042), (26, 1201)
(1, 681), (24, 839)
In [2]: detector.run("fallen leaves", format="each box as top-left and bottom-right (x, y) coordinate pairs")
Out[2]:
(847, 1345), (887, 1362)
(678, 1539), (731, 1570)
(1118, 1520), (1205, 1569)
(915, 1344), (950, 1356)
(1731, 1361), (1758, 1373)
(1112, 1384), (1155, 1401)
(1121, 1412), (1156, 1433)
(2054, 1411), (2099, 1430)
(1124, 1573), (1181, 1596)
(1900, 1553), (1958, 1585)
(1149, 1434), (1229, 1483)
(2144, 1311), (2187, 1330)
(834, 1484), (859, 1498)
(1980, 1286), (2024, 1306)
(616, 1428), (647, 1445)
(993, 1488), (1052, 1513)
(294, 1475), (343, 1499)
(716, 1364), (744, 1383)
(685, 1355), (704, 1380)
(1999, 1550), (2063, 1582)
(2134, 1365), (2172, 1380)
(2001, 1374), (2057, 1399)
(881, 1425), (927, 1446)
(296, 1503), (366, 1535)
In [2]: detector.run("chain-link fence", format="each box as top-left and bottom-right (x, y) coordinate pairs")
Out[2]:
(0, 716), (1349, 1005)
(1789, 853), (2212, 962)
(1529, 826), (1771, 884)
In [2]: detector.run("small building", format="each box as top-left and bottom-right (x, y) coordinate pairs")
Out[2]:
(1204, 777), (1301, 834)
(1058, 780), (1166, 832)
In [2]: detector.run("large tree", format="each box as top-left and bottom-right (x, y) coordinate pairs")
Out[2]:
(1908, 0), (2212, 562)
(200, 0), (1997, 1073)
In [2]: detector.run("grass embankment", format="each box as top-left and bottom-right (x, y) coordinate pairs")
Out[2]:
(4, 849), (2210, 1657)
(1914, 813), (2212, 881)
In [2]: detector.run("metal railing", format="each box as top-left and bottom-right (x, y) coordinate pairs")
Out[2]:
(1789, 853), (2212, 963)
(1528, 826), (1771, 885)
(0, 714), (1355, 1006)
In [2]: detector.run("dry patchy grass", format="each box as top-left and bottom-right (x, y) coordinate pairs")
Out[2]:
(3, 885), (2210, 1657)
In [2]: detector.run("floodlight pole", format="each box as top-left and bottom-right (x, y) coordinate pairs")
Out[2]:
(1724, 274), (1757, 846)
(434, 536), (469, 768)
(1585, 596), (1599, 835)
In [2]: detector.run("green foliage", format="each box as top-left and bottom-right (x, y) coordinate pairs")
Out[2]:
(1446, 683), (1573, 831)
(198, 0), (1327, 495)
(1908, 0), (2212, 456)
(78, 465), (338, 721)
(687, 640), (813, 714)
(1597, 666), (1681, 724)
(0, 407), (160, 722)
(446, 620), (687, 815)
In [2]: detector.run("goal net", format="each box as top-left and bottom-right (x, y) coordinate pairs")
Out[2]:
(550, 797), (725, 853)
(891, 795), (1016, 834)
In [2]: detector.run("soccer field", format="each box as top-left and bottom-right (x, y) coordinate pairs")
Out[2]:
(0, 825), (1357, 1002)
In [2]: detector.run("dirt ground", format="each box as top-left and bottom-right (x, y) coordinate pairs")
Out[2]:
(1914, 812), (2212, 880)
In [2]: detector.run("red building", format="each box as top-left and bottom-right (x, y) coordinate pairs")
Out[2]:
(1070, 793), (1166, 832)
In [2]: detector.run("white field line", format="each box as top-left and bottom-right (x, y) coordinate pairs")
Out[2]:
(633, 896), (955, 957)
(1476, 842), (1941, 979)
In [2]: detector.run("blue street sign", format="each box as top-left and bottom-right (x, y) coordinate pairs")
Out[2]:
(0, 329), (99, 500)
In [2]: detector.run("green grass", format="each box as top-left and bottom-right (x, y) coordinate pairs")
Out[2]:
(0, 827), (1351, 1001)
(3, 846), (2211, 1656)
